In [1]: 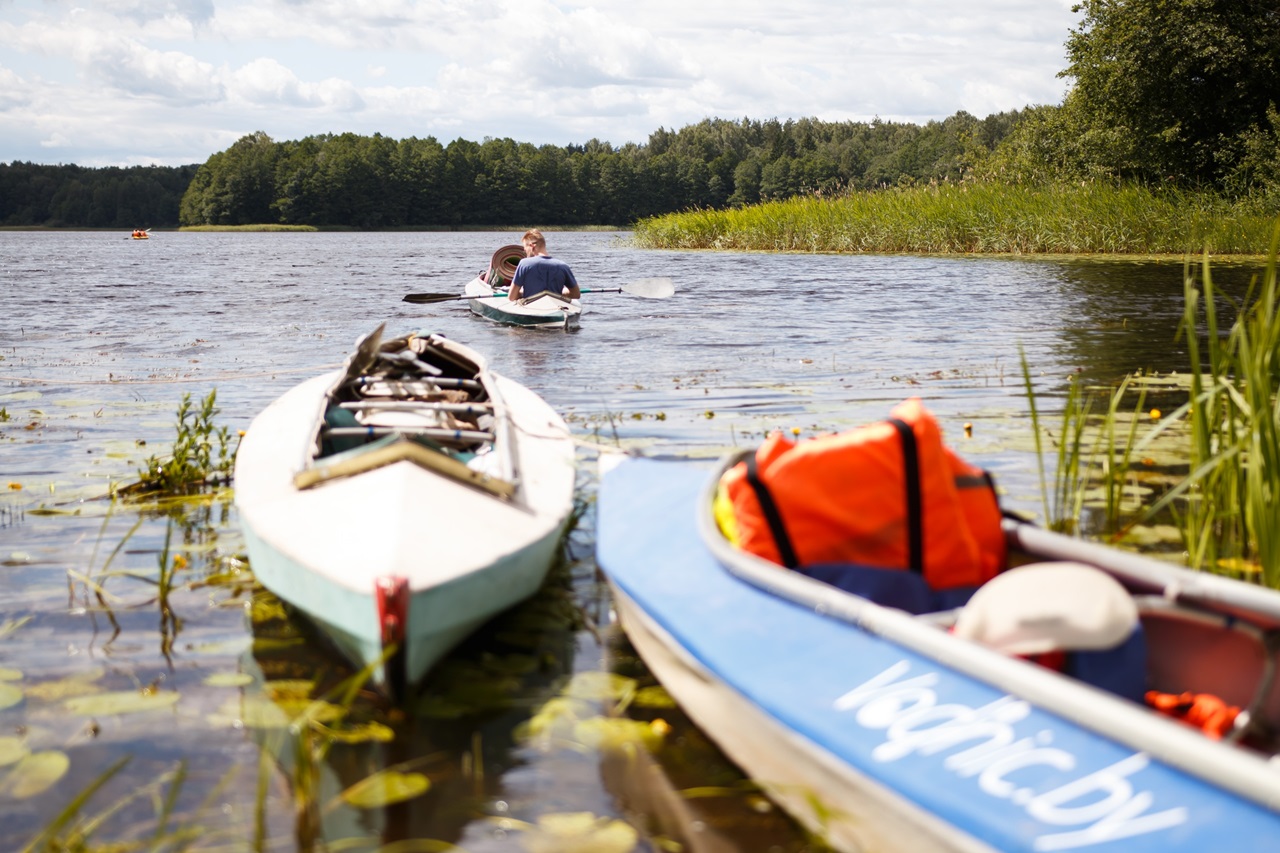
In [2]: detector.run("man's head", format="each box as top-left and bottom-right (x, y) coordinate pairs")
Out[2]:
(522, 228), (546, 255)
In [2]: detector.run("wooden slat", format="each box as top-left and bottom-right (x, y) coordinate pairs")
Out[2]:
(294, 439), (515, 498)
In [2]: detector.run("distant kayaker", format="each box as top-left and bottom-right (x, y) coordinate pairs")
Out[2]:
(507, 229), (581, 301)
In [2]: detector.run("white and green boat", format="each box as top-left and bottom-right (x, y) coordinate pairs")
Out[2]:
(463, 274), (583, 330)
(235, 325), (577, 697)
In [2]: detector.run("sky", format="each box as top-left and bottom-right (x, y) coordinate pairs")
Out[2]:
(0, 0), (1081, 168)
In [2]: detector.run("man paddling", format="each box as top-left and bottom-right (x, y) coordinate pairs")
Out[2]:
(507, 229), (581, 302)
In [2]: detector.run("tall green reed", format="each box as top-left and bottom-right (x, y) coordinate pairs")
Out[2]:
(1140, 227), (1280, 584)
(1031, 223), (1280, 587)
(634, 182), (1276, 255)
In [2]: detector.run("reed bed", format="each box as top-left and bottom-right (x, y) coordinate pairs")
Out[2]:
(634, 183), (1276, 255)
(1031, 225), (1280, 587)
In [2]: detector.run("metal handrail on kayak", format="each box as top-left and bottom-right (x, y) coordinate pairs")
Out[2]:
(695, 449), (1280, 812)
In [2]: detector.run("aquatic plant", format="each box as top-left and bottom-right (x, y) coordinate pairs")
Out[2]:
(634, 182), (1276, 256)
(134, 390), (234, 495)
(1142, 229), (1280, 585)
(1029, 223), (1280, 586)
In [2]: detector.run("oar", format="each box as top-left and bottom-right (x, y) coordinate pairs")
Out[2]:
(402, 277), (675, 305)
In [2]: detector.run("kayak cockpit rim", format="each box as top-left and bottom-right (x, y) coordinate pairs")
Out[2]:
(695, 449), (1280, 812)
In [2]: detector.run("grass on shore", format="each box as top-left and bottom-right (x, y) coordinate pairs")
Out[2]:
(634, 182), (1276, 255)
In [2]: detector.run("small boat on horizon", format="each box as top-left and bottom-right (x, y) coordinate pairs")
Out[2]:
(129, 229), (150, 239)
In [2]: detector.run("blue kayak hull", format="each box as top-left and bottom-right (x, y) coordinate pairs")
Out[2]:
(596, 456), (1280, 852)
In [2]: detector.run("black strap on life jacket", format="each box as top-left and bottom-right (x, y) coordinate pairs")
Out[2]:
(744, 451), (800, 568)
(743, 417), (924, 574)
(886, 417), (923, 574)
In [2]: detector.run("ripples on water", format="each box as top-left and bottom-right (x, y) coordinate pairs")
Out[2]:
(0, 231), (1257, 849)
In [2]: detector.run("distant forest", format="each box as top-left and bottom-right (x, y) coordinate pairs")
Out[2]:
(0, 162), (199, 229)
(0, 111), (1023, 229)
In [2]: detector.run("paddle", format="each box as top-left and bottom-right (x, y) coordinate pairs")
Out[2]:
(402, 277), (675, 304)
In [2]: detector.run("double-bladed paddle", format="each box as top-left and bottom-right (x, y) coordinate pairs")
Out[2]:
(402, 277), (675, 304)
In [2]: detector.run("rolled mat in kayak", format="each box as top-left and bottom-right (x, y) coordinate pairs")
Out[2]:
(489, 245), (524, 286)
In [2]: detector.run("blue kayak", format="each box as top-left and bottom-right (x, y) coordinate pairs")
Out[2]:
(596, 454), (1280, 852)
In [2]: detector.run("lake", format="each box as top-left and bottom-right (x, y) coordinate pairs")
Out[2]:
(0, 231), (1256, 851)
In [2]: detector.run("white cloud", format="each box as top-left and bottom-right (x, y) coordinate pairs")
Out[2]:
(0, 0), (1080, 166)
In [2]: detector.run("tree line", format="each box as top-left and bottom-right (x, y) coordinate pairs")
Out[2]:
(0, 112), (1016, 229)
(4, 0), (1277, 230)
(175, 113), (1021, 228)
(0, 162), (198, 228)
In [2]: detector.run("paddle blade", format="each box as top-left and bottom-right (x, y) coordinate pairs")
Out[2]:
(622, 277), (675, 299)
(403, 292), (466, 304)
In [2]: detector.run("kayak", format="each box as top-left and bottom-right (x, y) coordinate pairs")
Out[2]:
(235, 325), (577, 696)
(464, 275), (582, 330)
(596, 452), (1280, 852)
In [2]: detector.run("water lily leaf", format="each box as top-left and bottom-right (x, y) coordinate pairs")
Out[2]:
(203, 672), (254, 688)
(275, 699), (346, 726)
(263, 680), (315, 702)
(340, 769), (430, 809)
(1115, 524), (1183, 547)
(515, 697), (592, 742)
(0, 736), (29, 767)
(0, 668), (22, 681)
(522, 812), (638, 853)
(251, 597), (288, 624)
(23, 667), (106, 702)
(64, 690), (179, 716)
(0, 684), (22, 711)
(321, 721), (396, 744)
(633, 686), (675, 709)
(0, 750), (70, 799)
(573, 717), (667, 753)
(561, 672), (636, 704)
(210, 696), (289, 729)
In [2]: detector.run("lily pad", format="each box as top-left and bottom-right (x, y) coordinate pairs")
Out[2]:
(339, 769), (430, 809)
(64, 690), (179, 716)
(561, 672), (636, 704)
(23, 667), (106, 702)
(516, 697), (593, 742)
(203, 672), (254, 688)
(573, 717), (668, 753)
(0, 750), (70, 799)
(0, 736), (29, 767)
(321, 721), (396, 744)
(522, 812), (638, 853)
(0, 684), (24, 711)
(633, 686), (676, 709)
(210, 696), (289, 730)
(0, 668), (21, 681)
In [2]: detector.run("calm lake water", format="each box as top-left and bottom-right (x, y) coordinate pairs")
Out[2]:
(0, 231), (1260, 850)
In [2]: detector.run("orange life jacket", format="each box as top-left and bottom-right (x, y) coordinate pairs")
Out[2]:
(718, 398), (1005, 590)
(1146, 690), (1240, 739)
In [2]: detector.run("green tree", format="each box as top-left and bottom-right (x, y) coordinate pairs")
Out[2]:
(1063, 0), (1280, 186)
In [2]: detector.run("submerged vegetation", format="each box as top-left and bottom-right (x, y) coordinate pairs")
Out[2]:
(633, 183), (1276, 255)
(1030, 227), (1280, 587)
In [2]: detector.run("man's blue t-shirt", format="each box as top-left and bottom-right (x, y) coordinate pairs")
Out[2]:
(512, 256), (578, 299)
